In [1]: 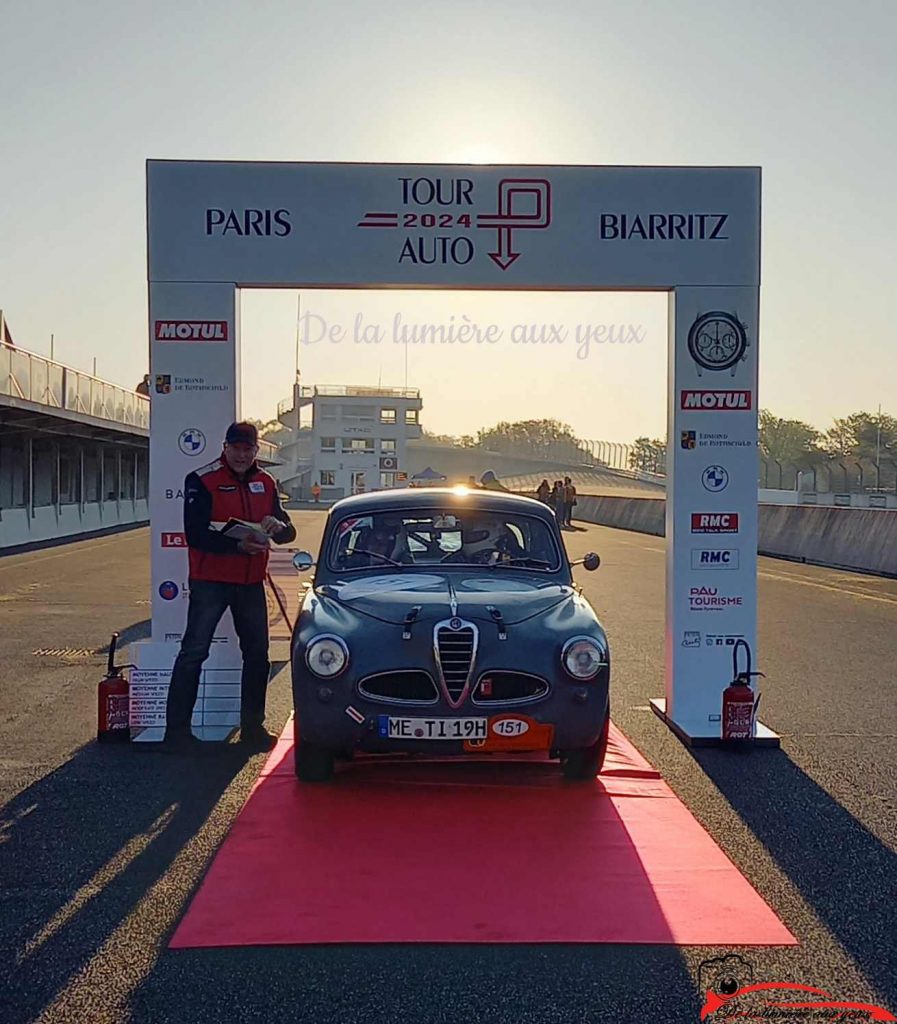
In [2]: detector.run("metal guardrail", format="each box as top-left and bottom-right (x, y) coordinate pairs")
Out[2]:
(0, 343), (150, 431)
(257, 439), (279, 462)
(296, 384), (420, 400)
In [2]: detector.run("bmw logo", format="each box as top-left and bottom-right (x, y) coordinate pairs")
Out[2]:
(449, 617), (463, 630)
(178, 428), (206, 456)
(702, 465), (729, 492)
(159, 580), (179, 600)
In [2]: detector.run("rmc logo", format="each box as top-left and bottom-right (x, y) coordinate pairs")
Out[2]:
(691, 549), (740, 570)
(691, 513), (739, 534)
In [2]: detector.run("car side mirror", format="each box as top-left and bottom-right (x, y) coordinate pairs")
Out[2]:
(292, 551), (315, 572)
(571, 552), (600, 570)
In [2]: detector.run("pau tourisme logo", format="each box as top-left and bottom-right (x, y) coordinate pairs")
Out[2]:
(697, 954), (895, 1021)
(356, 175), (551, 271)
(689, 586), (743, 611)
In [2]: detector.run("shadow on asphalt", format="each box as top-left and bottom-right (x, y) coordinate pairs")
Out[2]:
(130, 945), (701, 1024)
(693, 746), (897, 1009)
(94, 618), (153, 654)
(0, 739), (253, 1024)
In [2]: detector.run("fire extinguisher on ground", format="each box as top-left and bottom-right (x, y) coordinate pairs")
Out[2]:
(722, 639), (765, 745)
(98, 632), (132, 743)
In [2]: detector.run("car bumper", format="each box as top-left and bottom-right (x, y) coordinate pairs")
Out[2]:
(292, 665), (609, 754)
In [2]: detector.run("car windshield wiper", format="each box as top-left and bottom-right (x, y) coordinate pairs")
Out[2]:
(350, 549), (404, 568)
(482, 556), (553, 569)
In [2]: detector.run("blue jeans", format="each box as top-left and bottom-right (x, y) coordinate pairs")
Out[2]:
(165, 580), (270, 734)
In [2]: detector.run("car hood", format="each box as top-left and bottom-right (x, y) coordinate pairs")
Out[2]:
(316, 572), (574, 626)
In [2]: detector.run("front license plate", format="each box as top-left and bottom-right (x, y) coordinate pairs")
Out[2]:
(377, 716), (487, 741)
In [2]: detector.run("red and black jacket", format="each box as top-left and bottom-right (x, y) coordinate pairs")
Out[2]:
(183, 456), (296, 585)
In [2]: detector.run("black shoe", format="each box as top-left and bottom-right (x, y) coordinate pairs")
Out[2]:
(238, 726), (279, 752)
(162, 730), (205, 754)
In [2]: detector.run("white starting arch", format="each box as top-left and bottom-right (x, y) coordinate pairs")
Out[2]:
(137, 160), (765, 744)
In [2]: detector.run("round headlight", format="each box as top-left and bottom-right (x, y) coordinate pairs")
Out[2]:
(562, 637), (605, 680)
(305, 635), (349, 678)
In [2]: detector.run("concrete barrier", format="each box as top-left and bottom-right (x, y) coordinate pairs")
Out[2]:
(759, 504), (897, 576)
(569, 494), (897, 577)
(573, 493), (665, 537)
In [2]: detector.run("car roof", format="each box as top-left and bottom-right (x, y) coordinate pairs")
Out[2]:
(327, 487), (554, 521)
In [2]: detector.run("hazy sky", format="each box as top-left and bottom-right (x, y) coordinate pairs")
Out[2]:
(2, 1), (895, 443)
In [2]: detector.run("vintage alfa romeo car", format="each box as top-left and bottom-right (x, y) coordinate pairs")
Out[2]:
(289, 488), (609, 782)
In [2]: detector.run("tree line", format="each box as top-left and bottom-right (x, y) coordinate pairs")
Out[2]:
(629, 409), (897, 472)
(249, 409), (897, 474)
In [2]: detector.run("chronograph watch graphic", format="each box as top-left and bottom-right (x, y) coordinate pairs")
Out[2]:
(687, 311), (749, 376)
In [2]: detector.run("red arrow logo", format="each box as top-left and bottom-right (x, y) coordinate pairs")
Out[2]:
(478, 179), (551, 272)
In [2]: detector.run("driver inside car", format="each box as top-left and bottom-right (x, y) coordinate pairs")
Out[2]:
(346, 522), (412, 566)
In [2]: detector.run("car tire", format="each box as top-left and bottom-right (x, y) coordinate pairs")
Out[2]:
(295, 738), (335, 782)
(561, 716), (610, 781)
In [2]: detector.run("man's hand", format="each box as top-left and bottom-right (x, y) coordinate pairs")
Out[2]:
(237, 536), (270, 555)
(260, 515), (284, 536)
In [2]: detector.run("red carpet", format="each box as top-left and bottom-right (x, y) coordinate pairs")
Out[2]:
(170, 721), (796, 947)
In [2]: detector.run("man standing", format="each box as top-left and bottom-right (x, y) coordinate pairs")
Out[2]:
(164, 422), (296, 752)
(564, 477), (577, 526)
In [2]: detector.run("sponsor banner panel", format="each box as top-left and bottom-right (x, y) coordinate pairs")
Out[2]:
(129, 642), (241, 741)
(667, 285), (759, 735)
(149, 282), (240, 661)
(148, 162), (759, 289)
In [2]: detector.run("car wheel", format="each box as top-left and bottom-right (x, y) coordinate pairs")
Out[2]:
(561, 716), (610, 781)
(295, 738), (335, 782)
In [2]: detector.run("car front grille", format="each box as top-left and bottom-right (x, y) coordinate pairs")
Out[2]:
(358, 671), (439, 704)
(472, 672), (549, 705)
(434, 621), (477, 704)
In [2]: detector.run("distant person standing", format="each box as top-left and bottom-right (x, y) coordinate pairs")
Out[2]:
(564, 477), (577, 526)
(536, 479), (550, 503)
(164, 422), (297, 753)
(553, 480), (567, 528)
(311, 482), (321, 503)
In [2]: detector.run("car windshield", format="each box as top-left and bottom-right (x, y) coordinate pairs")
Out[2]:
(328, 508), (561, 572)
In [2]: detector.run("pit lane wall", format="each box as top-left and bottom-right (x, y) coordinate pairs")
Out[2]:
(570, 494), (897, 576)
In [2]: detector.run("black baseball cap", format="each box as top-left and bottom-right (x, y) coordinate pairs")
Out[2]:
(225, 421), (258, 446)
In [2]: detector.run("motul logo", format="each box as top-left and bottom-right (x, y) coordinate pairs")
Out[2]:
(680, 390), (752, 411)
(154, 321), (228, 342)
(161, 532), (187, 547)
(691, 513), (739, 533)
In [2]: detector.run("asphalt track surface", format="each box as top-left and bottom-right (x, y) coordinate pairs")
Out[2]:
(1, 512), (895, 1024)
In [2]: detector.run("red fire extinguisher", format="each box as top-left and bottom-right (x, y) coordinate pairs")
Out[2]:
(722, 639), (765, 744)
(98, 632), (131, 743)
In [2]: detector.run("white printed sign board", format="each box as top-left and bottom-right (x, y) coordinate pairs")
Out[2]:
(144, 160), (762, 743)
(129, 642), (241, 742)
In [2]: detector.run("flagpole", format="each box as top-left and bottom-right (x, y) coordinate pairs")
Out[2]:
(295, 293), (301, 382)
(876, 402), (882, 477)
